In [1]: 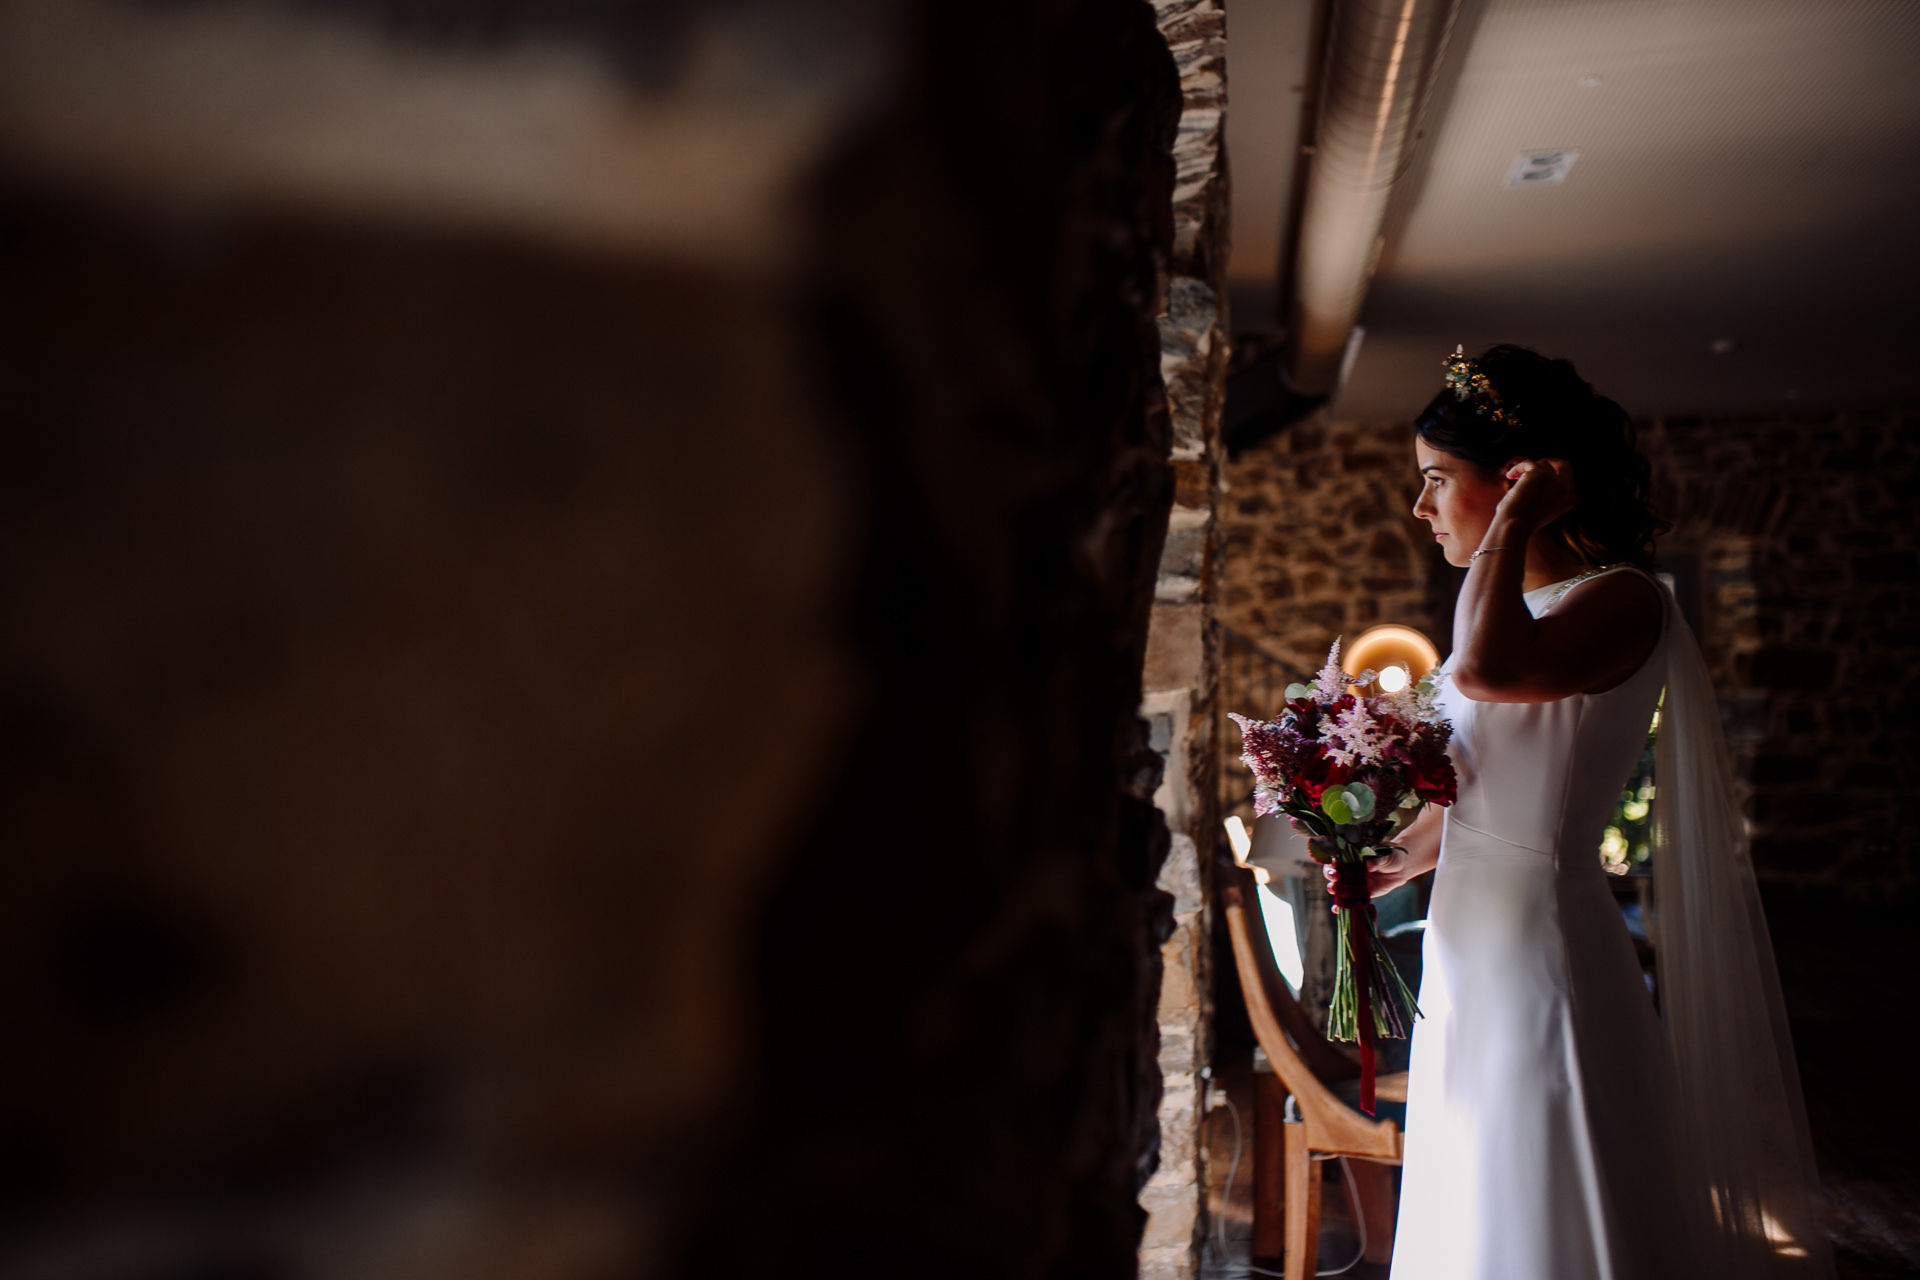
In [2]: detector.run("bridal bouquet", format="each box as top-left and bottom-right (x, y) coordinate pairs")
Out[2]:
(1229, 641), (1457, 1114)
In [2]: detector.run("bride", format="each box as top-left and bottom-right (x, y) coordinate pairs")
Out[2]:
(1308, 346), (1832, 1279)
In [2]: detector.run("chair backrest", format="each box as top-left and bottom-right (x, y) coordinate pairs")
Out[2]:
(1224, 866), (1401, 1161)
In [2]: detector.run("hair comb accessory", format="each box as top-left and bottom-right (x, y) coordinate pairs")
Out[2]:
(1442, 345), (1521, 430)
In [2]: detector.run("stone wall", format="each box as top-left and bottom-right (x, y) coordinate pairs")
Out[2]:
(0, 2), (1188, 1277)
(1217, 416), (1454, 821)
(1652, 412), (1920, 1279)
(1643, 409), (1920, 897)
(1138, 0), (1229, 1275)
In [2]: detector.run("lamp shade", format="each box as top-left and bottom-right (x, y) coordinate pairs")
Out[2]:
(1342, 623), (1440, 696)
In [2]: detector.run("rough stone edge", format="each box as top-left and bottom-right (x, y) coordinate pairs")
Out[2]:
(1141, 0), (1229, 1275)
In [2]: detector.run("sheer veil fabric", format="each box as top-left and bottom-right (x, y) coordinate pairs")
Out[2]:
(1652, 584), (1834, 1276)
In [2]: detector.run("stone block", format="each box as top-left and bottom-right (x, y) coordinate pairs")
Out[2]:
(1752, 754), (1821, 784)
(1145, 602), (1209, 692)
(1853, 552), (1919, 584)
(1754, 792), (1833, 826)
(1749, 647), (1840, 691)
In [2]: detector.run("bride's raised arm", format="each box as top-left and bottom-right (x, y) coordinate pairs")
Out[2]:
(1447, 457), (1662, 703)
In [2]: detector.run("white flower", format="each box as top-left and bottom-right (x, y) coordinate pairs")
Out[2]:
(1311, 640), (1347, 700)
(1320, 699), (1389, 768)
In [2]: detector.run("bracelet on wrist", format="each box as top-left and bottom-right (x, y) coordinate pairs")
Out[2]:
(1469, 546), (1510, 563)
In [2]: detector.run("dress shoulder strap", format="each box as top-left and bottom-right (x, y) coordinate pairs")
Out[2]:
(1537, 562), (1662, 614)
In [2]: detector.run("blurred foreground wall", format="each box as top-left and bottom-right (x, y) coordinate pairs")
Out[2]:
(0, 1), (1186, 1276)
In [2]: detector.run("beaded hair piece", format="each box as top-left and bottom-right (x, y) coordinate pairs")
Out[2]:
(1441, 344), (1521, 430)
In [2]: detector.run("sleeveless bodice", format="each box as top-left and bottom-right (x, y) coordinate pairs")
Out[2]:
(1433, 567), (1667, 862)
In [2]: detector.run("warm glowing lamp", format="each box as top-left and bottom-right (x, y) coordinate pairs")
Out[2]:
(1343, 623), (1441, 696)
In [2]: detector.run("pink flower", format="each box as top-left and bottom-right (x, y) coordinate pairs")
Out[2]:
(1321, 699), (1389, 768)
(1311, 640), (1348, 700)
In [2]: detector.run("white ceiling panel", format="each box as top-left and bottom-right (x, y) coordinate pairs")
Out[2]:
(1327, 0), (1920, 419)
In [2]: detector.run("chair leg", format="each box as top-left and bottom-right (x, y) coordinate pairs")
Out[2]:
(1349, 1158), (1398, 1265)
(1253, 1071), (1286, 1263)
(1283, 1123), (1320, 1280)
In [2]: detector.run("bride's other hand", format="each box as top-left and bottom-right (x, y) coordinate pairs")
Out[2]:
(1495, 457), (1576, 530)
(1322, 848), (1419, 899)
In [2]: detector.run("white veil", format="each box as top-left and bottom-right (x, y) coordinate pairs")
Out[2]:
(1652, 587), (1834, 1276)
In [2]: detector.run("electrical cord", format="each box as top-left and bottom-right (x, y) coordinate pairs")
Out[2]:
(1316, 1156), (1369, 1277)
(1204, 1087), (1371, 1278)
(1214, 1091), (1243, 1263)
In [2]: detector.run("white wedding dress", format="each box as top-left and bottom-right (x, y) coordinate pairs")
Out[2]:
(1390, 567), (1831, 1280)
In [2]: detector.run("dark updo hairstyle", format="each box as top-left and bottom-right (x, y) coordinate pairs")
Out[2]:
(1414, 344), (1668, 566)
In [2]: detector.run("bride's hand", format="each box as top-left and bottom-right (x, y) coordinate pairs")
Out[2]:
(1321, 847), (1419, 899)
(1495, 457), (1577, 530)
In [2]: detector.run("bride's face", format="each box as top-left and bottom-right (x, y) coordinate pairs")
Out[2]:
(1412, 438), (1511, 567)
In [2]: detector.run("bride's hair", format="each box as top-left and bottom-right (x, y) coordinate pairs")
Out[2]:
(1414, 344), (1668, 566)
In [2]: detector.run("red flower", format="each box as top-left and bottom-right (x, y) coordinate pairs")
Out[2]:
(1294, 751), (1353, 804)
(1406, 722), (1458, 805)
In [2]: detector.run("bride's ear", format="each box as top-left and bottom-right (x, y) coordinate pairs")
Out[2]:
(1500, 455), (1529, 487)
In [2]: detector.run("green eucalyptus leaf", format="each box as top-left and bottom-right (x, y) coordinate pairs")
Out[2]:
(1285, 683), (1313, 701)
(1345, 781), (1376, 821)
(1321, 788), (1355, 825)
(1398, 790), (1422, 809)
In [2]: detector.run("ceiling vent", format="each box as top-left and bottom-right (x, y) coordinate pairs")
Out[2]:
(1506, 149), (1579, 185)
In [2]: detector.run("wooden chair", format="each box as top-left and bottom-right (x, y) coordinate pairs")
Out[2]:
(1224, 864), (1408, 1279)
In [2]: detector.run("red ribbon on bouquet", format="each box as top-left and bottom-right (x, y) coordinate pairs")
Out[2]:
(1331, 860), (1377, 1116)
